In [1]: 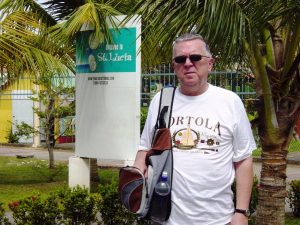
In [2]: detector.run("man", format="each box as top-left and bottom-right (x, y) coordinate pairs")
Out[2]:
(134, 33), (256, 225)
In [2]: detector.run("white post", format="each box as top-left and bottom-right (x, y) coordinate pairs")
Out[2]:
(68, 156), (91, 191)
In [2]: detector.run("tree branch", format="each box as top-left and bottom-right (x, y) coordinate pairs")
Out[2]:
(253, 44), (280, 143)
(263, 27), (276, 68)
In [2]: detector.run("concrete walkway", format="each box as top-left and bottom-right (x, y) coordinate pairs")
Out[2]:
(0, 144), (126, 167)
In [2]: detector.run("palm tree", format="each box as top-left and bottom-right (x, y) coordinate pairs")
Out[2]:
(43, 0), (155, 67)
(1, 0), (137, 177)
(0, 0), (132, 76)
(127, 1), (300, 224)
(0, 0), (73, 77)
(0, 0), (76, 169)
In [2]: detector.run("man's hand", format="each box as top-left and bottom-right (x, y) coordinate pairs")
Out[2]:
(132, 150), (148, 176)
(230, 213), (248, 225)
(133, 160), (148, 177)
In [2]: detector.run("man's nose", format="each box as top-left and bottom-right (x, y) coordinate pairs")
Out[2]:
(184, 57), (193, 66)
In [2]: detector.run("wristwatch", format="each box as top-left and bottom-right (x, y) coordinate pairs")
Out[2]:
(234, 208), (250, 217)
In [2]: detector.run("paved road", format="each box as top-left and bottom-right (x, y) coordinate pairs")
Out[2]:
(0, 145), (74, 161)
(0, 144), (126, 167)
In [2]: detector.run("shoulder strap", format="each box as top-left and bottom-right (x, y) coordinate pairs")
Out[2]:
(155, 86), (176, 129)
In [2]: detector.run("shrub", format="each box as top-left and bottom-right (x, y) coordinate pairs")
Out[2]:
(5, 128), (19, 144)
(0, 202), (11, 225)
(58, 186), (100, 224)
(9, 195), (61, 225)
(287, 180), (300, 217)
(98, 180), (147, 225)
(8, 187), (100, 225)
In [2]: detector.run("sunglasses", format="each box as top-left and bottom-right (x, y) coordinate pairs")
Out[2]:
(173, 54), (210, 64)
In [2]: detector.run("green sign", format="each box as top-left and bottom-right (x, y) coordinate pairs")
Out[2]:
(76, 28), (136, 73)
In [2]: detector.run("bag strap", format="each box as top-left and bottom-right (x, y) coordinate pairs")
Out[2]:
(155, 86), (176, 129)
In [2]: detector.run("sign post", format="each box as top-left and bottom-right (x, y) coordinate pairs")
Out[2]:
(69, 15), (141, 189)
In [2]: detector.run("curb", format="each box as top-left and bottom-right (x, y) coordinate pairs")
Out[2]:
(0, 143), (74, 152)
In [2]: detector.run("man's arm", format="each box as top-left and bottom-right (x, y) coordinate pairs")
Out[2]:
(231, 156), (253, 225)
(132, 150), (148, 175)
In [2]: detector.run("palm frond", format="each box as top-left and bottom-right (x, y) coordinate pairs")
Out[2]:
(0, 10), (74, 77)
(43, 0), (85, 21)
(0, 0), (56, 26)
(49, 1), (121, 46)
(127, 0), (294, 68)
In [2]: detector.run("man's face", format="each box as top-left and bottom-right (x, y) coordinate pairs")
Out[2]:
(173, 39), (214, 91)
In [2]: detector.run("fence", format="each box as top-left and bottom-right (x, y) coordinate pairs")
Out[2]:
(0, 67), (256, 103)
(0, 67), (256, 143)
(141, 64), (256, 106)
(3, 68), (300, 149)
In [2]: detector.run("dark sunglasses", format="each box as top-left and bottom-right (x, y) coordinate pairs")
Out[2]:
(173, 54), (210, 64)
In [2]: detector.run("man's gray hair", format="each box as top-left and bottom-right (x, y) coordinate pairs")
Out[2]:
(173, 33), (212, 57)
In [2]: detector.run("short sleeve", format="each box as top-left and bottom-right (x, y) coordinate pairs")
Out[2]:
(232, 98), (257, 162)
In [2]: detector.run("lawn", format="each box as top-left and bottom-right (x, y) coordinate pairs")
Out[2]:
(0, 155), (299, 224)
(0, 156), (68, 211)
(0, 156), (119, 211)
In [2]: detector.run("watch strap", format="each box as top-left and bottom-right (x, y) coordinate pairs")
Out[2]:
(234, 208), (250, 217)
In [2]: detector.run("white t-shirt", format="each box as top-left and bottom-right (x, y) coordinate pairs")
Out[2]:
(139, 84), (256, 225)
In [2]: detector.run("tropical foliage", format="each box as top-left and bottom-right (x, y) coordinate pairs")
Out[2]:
(0, 0), (73, 77)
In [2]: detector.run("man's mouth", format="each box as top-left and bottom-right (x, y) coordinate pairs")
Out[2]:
(184, 71), (195, 75)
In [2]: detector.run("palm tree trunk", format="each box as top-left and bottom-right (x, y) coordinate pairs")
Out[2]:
(255, 147), (287, 225)
(254, 93), (297, 225)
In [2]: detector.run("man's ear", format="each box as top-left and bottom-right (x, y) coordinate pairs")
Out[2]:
(208, 58), (215, 72)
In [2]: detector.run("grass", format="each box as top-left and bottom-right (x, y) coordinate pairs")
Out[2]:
(252, 138), (300, 157)
(0, 155), (299, 224)
(0, 156), (119, 211)
(0, 156), (68, 211)
(98, 166), (119, 184)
